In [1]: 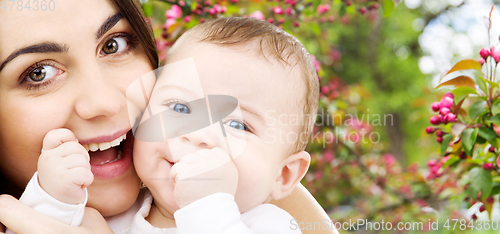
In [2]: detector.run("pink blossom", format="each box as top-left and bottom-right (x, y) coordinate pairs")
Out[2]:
(431, 102), (441, 112)
(208, 8), (217, 15)
(274, 7), (283, 15)
(156, 40), (168, 52)
(439, 107), (451, 115)
(350, 133), (360, 143)
(492, 47), (500, 63)
(249, 10), (265, 20)
(317, 4), (330, 14)
(330, 49), (342, 61)
(165, 5), (182, 19)
(164, 18), (177, 29)
(359, 7), (367, 14)
(427, 159), (437, 168)
(314, 171), (323, 180)
(311, 55), (320, 72)
(213, 4), (223, 13)
(444, 93), (454, 99)
(444, 113), (456, 123)
(430, 116), (441, 125)
(285, 7), (293, 15)
(484, 163), (494, 170)
(323, 150), (334, 162)
(439, 96), (454, 108)
(384, 154), (396, 167)
(440, 156), (450, 165)
(184, 15), (191, 22)
(479, 57), (486, 66)
(480, 48), (490, 59)
(321, 86), (329, 94)
(425, 127), (436, 134)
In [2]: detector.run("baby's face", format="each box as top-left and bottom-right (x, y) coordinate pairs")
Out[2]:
(133, 40), (305, 215)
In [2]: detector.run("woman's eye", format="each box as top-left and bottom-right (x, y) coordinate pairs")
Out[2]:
(102, 37), (128, 54)
(169, 103), (191, 114)
(226, 120), (248, 131)
(27, 65), (59, 82)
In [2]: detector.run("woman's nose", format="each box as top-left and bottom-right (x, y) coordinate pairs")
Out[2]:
(74, 67), (125, 120)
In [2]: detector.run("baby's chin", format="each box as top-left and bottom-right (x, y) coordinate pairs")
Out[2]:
(149, 185), (180, 214)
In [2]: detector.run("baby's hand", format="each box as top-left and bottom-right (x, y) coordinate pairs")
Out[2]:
(170, 147), (238, 208)
(38, 129), (93, 205)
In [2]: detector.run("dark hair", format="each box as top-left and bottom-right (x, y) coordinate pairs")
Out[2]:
(0, 0), (158, 197)
(110, 0), (159, 69)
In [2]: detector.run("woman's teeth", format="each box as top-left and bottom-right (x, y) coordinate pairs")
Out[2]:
(82, 133), (127, 152)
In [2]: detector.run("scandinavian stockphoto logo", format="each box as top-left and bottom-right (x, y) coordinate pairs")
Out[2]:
(133, 94), (239, 142)
(126, 58), (246, 163)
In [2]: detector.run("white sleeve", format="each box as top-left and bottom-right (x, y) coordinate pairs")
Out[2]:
(18, 172), (87, 226)
(174, 193), (301, 234)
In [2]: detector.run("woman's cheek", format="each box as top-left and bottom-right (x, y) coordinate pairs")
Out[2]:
(0, 95), (66, 189)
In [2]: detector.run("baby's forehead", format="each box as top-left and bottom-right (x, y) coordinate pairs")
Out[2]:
(157, 40), (306, 110)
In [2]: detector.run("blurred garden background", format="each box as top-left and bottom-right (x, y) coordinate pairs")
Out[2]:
(142, 0), (500, 232)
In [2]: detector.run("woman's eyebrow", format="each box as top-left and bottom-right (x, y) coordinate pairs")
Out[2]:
(0, 13), (124, 73)
(0, 42), (68, 73)
(96, 13), (124, 40)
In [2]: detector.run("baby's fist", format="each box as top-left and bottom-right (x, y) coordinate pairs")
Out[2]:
(170, 147), (238, 208)
(38, 129), (93, 204)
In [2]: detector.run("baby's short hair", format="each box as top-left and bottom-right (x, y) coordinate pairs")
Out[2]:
(187, 17), (319, 153)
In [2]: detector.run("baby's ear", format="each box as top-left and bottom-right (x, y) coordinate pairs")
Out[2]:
(270, 151), (311, 200)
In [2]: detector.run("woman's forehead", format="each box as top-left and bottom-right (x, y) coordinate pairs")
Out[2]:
(0, 0), (117, 58)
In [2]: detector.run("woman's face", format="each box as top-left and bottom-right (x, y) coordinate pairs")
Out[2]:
(0, 0), (152, 216)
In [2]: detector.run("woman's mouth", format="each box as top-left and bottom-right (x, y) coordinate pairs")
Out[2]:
(83, 133), (127, 165)
(81, 131), (134, 179)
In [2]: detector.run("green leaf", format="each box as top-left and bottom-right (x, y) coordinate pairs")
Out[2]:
(467, 158), (483, 165)
(310, 24), (321, 36)
(313, 0), (322, 8)
(462, 128), (478, 156)
(442, 156), (460, 168)
(452, 87), (477, 102)
(491, 182), (500, 195)
(469, 101), (487, 121)
(492, 103), (500, 115)
(441, 134), (453, 156)
(478, 127), (498, 148)
(141, 3), (153, 17)
(382, 0), (394, 18)
(475, 76), (488, 96)
(339, 4), (346, 16)
(487, 115), (500, 126)
(469, 167), (493, 200)
(487, 80), (499, 89)
(476, 135), (487, 144)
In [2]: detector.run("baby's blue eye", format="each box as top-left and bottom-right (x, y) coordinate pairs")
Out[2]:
(226, 120), (248, 131)
(169, 103), (190, 114)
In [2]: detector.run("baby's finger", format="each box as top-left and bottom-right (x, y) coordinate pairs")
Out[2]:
(169, 163), (178, 181)
(68, 167), (94, 188)
(42, 128), (78, 150)
(50, 141), (89, 160)
(62, 154), (91, 170)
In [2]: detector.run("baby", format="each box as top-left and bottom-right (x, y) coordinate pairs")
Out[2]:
(11, 17), (320, 233)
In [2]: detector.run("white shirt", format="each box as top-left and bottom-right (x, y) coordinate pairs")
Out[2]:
(11, 172), (302, 234)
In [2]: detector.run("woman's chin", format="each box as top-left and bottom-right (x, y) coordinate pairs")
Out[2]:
(87, 166), (141, 217)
